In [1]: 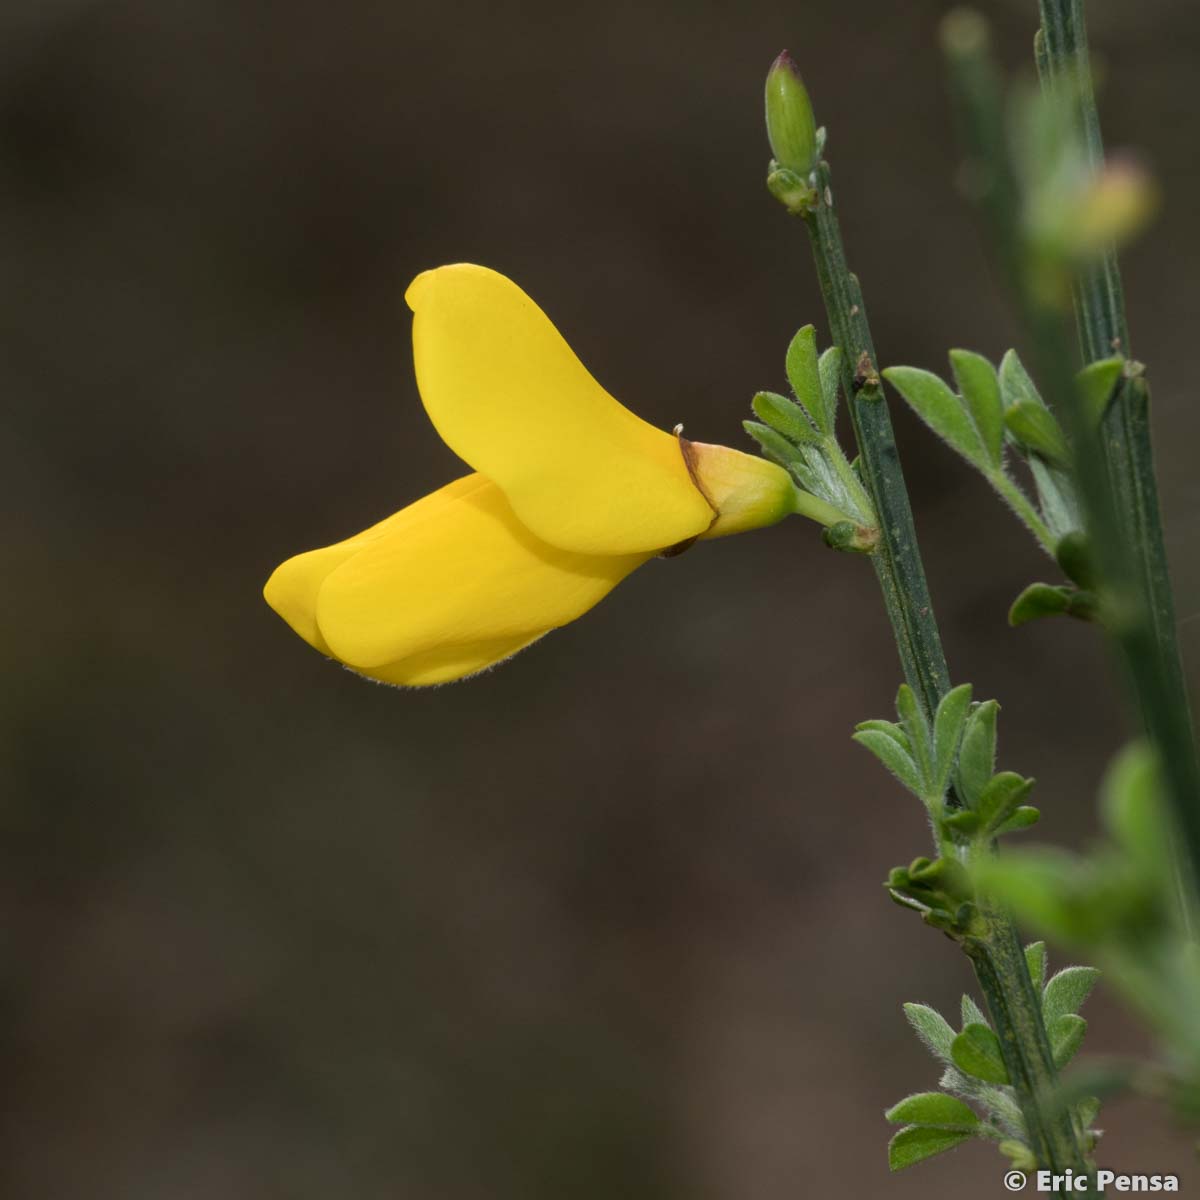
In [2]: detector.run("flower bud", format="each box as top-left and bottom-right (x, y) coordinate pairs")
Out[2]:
(765, 51), (818, 176)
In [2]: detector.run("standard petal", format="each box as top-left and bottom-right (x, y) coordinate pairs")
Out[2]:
(311, 474), (651, 686)
(405, 264), (715, 556)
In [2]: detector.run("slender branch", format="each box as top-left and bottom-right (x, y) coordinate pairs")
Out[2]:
(796, 153), (1092, 1182)
(945, 2), (1200, 898)
(1035, 0), (1200, 895)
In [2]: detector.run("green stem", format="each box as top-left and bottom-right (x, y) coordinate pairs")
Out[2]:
(796, 155), (1091, 1181)
(1035, 0), (1200, 899)
(802, 170), (950, 721)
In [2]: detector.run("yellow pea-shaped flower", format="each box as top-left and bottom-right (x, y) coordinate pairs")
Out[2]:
(264, 265), (803, 687)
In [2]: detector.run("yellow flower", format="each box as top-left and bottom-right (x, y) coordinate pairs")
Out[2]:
(264, 264), (808, 687)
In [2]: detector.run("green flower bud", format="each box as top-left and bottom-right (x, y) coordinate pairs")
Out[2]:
(765, 51), (818, 176)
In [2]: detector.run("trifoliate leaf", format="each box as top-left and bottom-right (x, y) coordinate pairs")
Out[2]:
(888, 1126), (974, 1171)
(977, 772), (1034, 831)
(1043, 966), (1100, 1026)
(1050, 1013), (1087, 1068)
(952, 1023), (1010, 1084)
(950, 349), (1004, 467)
(885, 1092), (980, 1128)
(883, 366), (988, 469)
(904, 1002), (956, 1063)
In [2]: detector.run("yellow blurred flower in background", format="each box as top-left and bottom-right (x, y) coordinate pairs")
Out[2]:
(264, 264), (808, 686)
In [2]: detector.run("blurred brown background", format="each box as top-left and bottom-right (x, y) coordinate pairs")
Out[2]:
(3, 0), (1198, 1196)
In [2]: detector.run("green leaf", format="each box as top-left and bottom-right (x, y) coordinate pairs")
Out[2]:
(977, 772), (1034, 831)
(1055, 531), (1096, 589)
(853, 729), (923, 796)
(957, 700), (998, 808)
(943, 810), (982, 836)
(854, 719), (912, 752)
(895, 683), (933, 791)
(1043, 966), (1100, 1026)
(952, 1023), (1010, 1084)
(1101, 742), (1169, 870)
(1004, 401), (1070, 467)
(904, 1002), (956, 1063)
(751, 391), (821, 445)
(1025, 941), (1047, 993)
(883, 366), (987, 468)
(932, 684), (973, 797)
(1076, 357), (1124, 425)
(885, 1092), (979, 1128)
(1008, 582), (1072, 627)
(995, 805), (1041, 835)
(786, 326), (829, 433)
(1050, 1013), (1087, 1068)
(961, 994), (988, 1030)
(743, 419), (799, 467)
(950, 349), (1004, 467)
(817, 345), (842, 433)
(888, 1126), (973, 1171)
(998, 348), (1044, 411)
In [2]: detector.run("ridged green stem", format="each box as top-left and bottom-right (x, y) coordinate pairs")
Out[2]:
(1035, 0), (1200, 900)
(797, 156), (1091, 1181)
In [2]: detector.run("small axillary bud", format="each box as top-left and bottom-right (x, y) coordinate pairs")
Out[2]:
(765, 51), (820, 215)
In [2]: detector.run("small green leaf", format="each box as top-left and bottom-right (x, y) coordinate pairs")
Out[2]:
(1008, 582), (1072, 627)
(854, 719), (912, 752)
(943, 810), (982, 836)
(786, 326), (828, 432)
(1077, 357), (1124, 425)
(888, 1125), (973, 1171)
(957, 700), (998, 808)
(995, 805), (1041, 835)
(751, 391), (821, 444)
(961, 994), (988, 1030)
(1101, 742), (1169, 870)
(883, 366), (987, 468)
(952, 1023), (1010, 1084)
(903, 1002), (956, 1062)
(1004, 401), (1070, 467)
(853, 730), (923, 796)
(998, 348), (1044, 411)
(1025, 941), (1047, 993)
(1050, 1013), (1087, 1068)
(885, 1092), (979, 1128)
(977, 772), (1034, 831)
(1043, 966), (1100, 1025)
(817, 345), (842, 433)
(895, 683), (933, 790)
(1055, 531), (1096, 589)
(743, 419), (799, 467)
(950, 349), (1004, 467)
(932, 684), (973, 797)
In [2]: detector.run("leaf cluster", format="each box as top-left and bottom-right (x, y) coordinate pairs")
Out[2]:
(887, 946), (1101, 1171)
